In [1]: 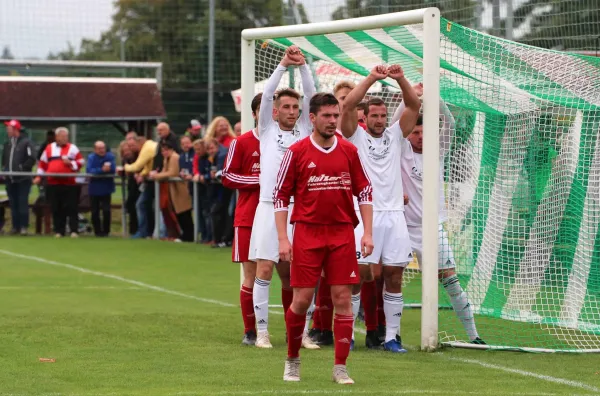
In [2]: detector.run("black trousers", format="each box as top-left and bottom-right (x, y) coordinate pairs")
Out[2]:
(177, 209), (194, 242)
(211, 188), (232, 244)
(47, 185), (79, 235)
(90, 195), (112, 236)
(126, 184), (139, 236)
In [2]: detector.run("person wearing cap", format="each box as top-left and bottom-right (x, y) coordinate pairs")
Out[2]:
(1, 120), (36, 235)
(185, 119), (203, 140)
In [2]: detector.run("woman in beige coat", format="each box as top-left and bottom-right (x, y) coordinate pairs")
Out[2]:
(149, 141), (194, 242)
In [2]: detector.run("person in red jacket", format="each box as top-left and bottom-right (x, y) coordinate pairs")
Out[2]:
(34, 127), (84, 238)
(274, 93), (373, 384)
(222, 93), (262, 346)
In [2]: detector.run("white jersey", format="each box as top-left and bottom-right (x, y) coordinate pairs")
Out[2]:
(396, 99), (455, 226)
(401, 143), (447, 226)
(258, 64), (315, 203)
(346, 124), (405, 211)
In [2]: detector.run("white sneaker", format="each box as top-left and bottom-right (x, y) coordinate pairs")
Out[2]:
(54, 233), (62, 238)
(302, 333), (320, 350)
(332, 365), (354, 385)
(255, 331), (273, 349)
(283, 357), (301, 382)
(70, 232), (78, 238)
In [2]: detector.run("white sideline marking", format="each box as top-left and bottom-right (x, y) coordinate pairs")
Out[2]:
(0, 249), (235, 308)
(0, 286), (143, 290)
(3, 249), (598, 394)
(450, 357), (600, 393)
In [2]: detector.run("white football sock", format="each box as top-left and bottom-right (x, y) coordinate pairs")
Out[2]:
(383, 291), (403, 343)
(304, 293), (317, 333)
(443, 275), (479, 341)
(351, 293), (361, 340)
(253, 277), (270, 333)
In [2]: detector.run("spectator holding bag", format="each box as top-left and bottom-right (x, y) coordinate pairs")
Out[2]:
(149, 141), (194, 242)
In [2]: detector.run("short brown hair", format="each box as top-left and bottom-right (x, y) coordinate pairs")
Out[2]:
(357, 101), (368, 112)
(364, 97), (386, 115)
(309, 93), (339, 115)
(275, 88), (301, 105)
(333, 80), (356, 96)
(251, 92), (263, 115)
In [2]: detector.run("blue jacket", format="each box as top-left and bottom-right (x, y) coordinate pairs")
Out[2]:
(179, 149), (195, 176)
(87, 152), (116, 196)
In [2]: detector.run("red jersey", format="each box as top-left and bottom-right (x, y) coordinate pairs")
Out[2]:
(273, 135), (372, 227)
(37, 142), (84, 185)
(219, 135), (235, 148)
(222, 129), (260, 227)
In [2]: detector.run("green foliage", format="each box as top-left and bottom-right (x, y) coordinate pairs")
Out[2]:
(331, 0), (478, 27)
(510, 0), (600, 50)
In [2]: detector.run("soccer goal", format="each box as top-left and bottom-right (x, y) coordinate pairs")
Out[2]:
(241, 8), (600, 353)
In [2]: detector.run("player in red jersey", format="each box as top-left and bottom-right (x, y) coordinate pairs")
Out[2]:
(222, 93), (263, 346)
(274, 93), (374, 384)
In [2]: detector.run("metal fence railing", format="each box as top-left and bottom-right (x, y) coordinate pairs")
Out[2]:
(0, 172), (203, 242)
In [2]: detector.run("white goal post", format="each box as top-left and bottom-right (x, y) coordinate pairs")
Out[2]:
(240, 8), (441, 351)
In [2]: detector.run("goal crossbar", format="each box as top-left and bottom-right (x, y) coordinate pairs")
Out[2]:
(240, 8), (441, 352)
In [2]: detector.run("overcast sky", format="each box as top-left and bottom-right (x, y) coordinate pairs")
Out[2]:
(0, 0), (528, 59)
(0, 0), (345, 59)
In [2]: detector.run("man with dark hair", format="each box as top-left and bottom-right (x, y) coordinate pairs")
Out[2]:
(2, 120), (36, 235)
(392, 83), (485, 345)
(249, 45), (316, 349)
(340, 64), (421, 353)
(223, 92), (263, 345)
(274, 92), (373, 384)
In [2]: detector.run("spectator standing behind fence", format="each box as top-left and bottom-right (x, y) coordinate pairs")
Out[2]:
(205, 138), (232, 248)
(204, 116), (236, 148)
(1, 120), (36, 235)
(34, 127), (84, 238)
(192, 139), (212, 244)
(149, 141), (194, 242)
(185, 119), (203, 140)
(124, 135), (157, 239)
(234, 121), (242, 137)
(120, 139), (139, 236)
(87, 141), (116, 237)
(179, 136), (194, 183)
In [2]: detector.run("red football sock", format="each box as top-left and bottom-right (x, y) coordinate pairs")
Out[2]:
(318, 280), (333, 331)
(361, 280), (378, 331)
(334, 313), (354, 365)
(286, 308), (306, 359)
(376, 278), (386, 326)
(282, 288), (293, 316)
(240, 285), (255, 333)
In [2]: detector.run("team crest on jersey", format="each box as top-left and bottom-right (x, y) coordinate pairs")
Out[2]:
(341, 172), (351, 186)
(411, 165), (423, 181)
(366, 135), (392, 160)
(276, 125), (300, 152)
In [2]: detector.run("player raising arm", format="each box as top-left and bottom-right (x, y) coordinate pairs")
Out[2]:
(274, 93), (373, 384)
(248, 45), (317, 349)
(222, 93), (263, 346)
(392, 83), (485, 345)
(339, 64), (420, 353)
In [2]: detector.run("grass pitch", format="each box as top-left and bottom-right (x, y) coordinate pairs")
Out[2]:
(1, 237), (599, 395)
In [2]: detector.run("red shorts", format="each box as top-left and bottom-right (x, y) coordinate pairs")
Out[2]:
(291, 223), (359, 288)
(233, 226), (252, 263)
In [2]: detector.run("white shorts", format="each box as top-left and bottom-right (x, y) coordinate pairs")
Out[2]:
(407, 223), (456, 270)
(249, 201), (294, 263)
(354, 211), (413, 266)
